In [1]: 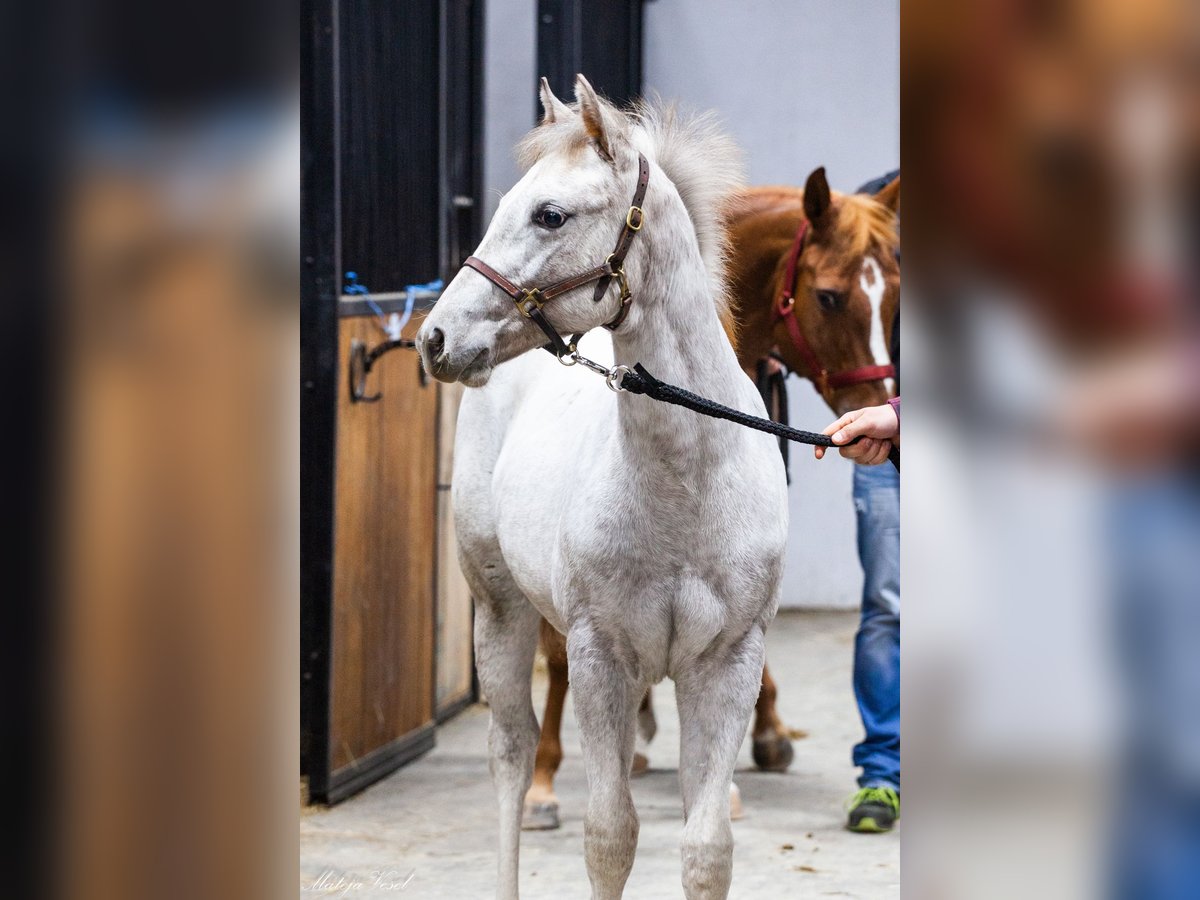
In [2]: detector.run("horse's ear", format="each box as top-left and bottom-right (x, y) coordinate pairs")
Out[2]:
(538, 76), (572, 125)
(574, 74), (617, 162)
(803, 167), (832, 227)
(875, 175), (900, 214)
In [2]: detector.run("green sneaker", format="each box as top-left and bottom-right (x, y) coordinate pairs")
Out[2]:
(846, 786), (900, 833)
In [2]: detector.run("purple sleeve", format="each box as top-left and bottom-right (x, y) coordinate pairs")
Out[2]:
(887, 396), (900, 426)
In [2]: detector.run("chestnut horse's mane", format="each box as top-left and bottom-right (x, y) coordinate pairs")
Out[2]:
(837, 192), (899, 255)
(741, 186), (898, 255)
(516, 94), (745, 347)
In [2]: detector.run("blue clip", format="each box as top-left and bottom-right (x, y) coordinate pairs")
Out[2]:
(344, 271), (370, 295)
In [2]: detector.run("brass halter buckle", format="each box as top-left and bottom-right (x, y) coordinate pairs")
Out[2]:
(515, 289), (544, 318)
(625, 205), (644, 231)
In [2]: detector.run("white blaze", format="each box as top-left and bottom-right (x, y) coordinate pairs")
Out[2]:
(860, 256), (895, 396)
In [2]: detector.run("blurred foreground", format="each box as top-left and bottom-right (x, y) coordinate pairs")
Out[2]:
(904, 1), (1199, 898)
(1, 0), (298, 897)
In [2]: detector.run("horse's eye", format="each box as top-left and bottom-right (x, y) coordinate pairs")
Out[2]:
(815, 289), (843, 311)
(533, 206), (569, 229)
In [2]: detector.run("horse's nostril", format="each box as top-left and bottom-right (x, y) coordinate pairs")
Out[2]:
(427, 327), (446, 361)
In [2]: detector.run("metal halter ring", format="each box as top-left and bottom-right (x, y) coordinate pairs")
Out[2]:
(606, 364), (632, 393)
(605, 254), (631, 301)
(558, 344), (579, 366)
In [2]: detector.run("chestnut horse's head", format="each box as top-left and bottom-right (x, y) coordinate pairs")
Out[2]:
(730, 169), (900, 415)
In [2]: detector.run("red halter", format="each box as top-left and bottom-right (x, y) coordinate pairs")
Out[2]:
(773, 219), (896, 396)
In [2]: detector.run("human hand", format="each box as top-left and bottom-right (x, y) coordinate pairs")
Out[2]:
(814, 403), (899, 464)
(1057, 347), (1193, 468)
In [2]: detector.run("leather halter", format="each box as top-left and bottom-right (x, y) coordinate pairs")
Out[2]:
(461, 153), (651, 359)
(773, 218), (896, 395)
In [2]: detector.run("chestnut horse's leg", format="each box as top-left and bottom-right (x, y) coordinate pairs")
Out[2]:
(523, 619), (568, 830)
(632, 688), (656, 775)
(751, 662), (795, 772)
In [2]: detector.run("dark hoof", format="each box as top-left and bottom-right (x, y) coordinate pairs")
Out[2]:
(752, 734), (794, 772)
(521, 801), (560, 831)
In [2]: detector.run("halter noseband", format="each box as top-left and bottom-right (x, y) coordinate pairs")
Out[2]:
(774, 218), (896, 396)
(461, 153), (651, 360)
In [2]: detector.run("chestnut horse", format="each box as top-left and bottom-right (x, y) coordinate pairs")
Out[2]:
(728, 168), (899, 415)
(521, 168), (900, 831)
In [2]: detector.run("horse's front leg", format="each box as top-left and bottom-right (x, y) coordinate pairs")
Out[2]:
(473, 589), (542, 899)
(567, 624), (643, 900)
(675, 626), (768, 900)
(751, 660), (794, 771)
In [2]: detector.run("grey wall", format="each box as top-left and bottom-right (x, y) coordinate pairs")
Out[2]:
(643, 0), (899, 190)
(481, 0), (898, 608)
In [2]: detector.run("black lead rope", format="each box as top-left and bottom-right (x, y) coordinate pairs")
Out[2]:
(619, 364), (836, 446)
(618, 363), (900, 471)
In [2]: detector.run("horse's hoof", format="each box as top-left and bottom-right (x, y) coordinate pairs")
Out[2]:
(729, 782), (744, 821)
(521, 801), (560, 831)
(752, 734), (795, 772)
(631, 751), (649, 777)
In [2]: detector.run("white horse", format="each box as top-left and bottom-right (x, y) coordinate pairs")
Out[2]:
(416, 75), (788, 900)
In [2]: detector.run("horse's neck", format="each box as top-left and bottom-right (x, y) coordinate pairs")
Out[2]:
(609, 231), (748, 460)
(728, 224), (795, 372)
(731, 280), (778, 373)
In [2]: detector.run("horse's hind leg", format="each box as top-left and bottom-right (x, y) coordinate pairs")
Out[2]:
(751, 661), (794, 772)
(469, 573), (542, 900)
(675, 626), (767, 900)
(632, 688), (655, 775)
(523, 620), (568, 830)
(567, 624), (643, 900)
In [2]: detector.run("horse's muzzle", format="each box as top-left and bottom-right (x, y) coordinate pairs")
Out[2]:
(416, 324), (491, 385)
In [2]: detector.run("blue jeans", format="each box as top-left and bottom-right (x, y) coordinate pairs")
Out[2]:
(852, 462), (900, 789)
(1108, 475), (1200, 900)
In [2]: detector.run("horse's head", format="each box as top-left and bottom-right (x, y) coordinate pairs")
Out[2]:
(774, 168), (900, 415)
(418, 76), (643, 385)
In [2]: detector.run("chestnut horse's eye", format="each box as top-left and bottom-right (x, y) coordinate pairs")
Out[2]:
(533, 206), (569, 229)
(815, 289), (844, 311)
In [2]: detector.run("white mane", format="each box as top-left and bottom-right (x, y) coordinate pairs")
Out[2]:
(631, 99), (745, 311)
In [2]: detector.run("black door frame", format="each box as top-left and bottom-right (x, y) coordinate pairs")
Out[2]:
(300, 0), (340, 804)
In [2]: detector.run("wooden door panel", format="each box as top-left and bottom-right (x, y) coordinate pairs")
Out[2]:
(328, 316), (437, 794)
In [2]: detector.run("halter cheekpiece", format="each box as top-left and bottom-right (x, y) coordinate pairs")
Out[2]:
(461, 153), (651, 360)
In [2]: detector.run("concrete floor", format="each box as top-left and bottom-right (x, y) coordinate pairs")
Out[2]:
(301, 610), (899, 898)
